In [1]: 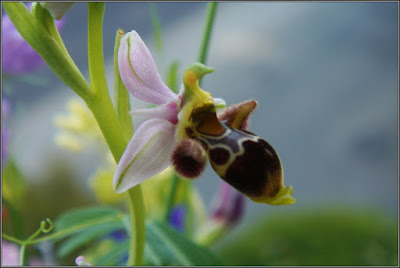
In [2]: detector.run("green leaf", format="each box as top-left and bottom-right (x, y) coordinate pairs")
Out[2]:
(27, 206), (124, 244)
(92, 240), (129, 266)
(56, 221), (124, 258)
(145, 220), (223, 265)
(165, 60), (180, 93)
(55, 206), (120, 230)
(148, 3), (163, 54)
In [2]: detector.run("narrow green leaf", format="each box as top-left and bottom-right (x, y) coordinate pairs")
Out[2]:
(55, 206), (121, 230)
(148, 3), (163, 54)
(146, 220), (223, 265)
(144, 242), (163, 266)
(57, 222), (124, 258)
(92, 240), (129, 266)
(198, 2), (218, 65)
(165, 60), (180, 93)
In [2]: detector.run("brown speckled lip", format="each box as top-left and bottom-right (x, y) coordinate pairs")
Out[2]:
(222, 139), (282, 198)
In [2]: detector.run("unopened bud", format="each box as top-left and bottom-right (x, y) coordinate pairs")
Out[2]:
(210, 181), (245, 227)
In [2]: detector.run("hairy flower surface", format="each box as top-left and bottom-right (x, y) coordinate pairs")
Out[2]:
(114, 30), (295, 205)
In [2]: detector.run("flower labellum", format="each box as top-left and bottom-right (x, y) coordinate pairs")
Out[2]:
(114, 30), (295, 205)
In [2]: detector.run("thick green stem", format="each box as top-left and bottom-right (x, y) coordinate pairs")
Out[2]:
(19, 245), (26, 266)
(87, 5), (145, 265)
(88, 3), (109, 96)
(127, 186), (146, 266)
(85, 96), (147, 267)
(198, 2), (218, 65)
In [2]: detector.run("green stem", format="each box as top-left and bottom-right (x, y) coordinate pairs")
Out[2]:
(127, 186), (146, 266)
(198, 2), (218, 65)
(149, 3), (163, 54)
(88, 3), (109, 96)
(2, 233), (24, 245)
(19, 245), (26, 266)
(31, 2), (70, 58)
(164, 171), (180, 221)
(87, 5), (145, 265)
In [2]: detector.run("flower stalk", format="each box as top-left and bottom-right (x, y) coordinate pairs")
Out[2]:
(87, 4), (145, 265)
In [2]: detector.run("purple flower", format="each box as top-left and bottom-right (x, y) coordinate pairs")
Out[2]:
(210, 181), (245, 227)
(1, 3), (65, 75)
(169, 205), (186, 232)
(75, 256), (91, 266)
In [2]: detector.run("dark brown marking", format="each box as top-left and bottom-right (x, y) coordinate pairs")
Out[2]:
(201, 122), (254, 153)
(209, 147), (230, 165)
(220, 139), (282, 199)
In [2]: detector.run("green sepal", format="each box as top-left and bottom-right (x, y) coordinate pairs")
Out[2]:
(113, 28), (134, 139)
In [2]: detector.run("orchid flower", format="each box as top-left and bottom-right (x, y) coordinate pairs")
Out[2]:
(114, 30), (295, 205)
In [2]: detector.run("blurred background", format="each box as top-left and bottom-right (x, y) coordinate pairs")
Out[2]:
(2, 2), (398, 266)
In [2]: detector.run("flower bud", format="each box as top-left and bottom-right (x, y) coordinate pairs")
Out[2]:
(40, 2), (74, 20)
(171, 139), (207, 179)
(210, 181), (245, 227)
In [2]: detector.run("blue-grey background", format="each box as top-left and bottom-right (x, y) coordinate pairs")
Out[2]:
(3, 2), (398, 234)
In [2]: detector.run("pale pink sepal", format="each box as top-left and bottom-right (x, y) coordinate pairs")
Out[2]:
(113, 118), (177, 194)
(118, 31), (178, 105)
(130, 102), (179, 124)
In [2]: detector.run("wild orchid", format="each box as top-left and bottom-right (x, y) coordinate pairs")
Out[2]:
(2, 2), (296, 266)
(114, 31), (295, 205)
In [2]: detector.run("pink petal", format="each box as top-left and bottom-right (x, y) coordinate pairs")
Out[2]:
(113, 118), (177, 194)
(118, 31), (178, 105)
(130, 102), (179, 124)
